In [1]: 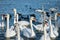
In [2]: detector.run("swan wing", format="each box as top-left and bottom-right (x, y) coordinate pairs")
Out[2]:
(5, 29), (16, 38)
(18, 21), (29, 26)
(40, 34), (51, 40)
(33, 24), (43, 31)
(22, 28), (35, 38)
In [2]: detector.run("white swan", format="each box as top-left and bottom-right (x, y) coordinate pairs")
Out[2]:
(33, 23), (50, 32)
(35, 9), (49, 31)
(13, 8), (29, 30)
(22, 17), (36, 38)
(13, 11), (24, 40)
(10, 25), (24, 40)
(36, 9), (51, 40)
(40, 22), (51, 40)
(49, 16), (59, 39)
(13, 8), (17, 24)
(13, 8), (30, 40)
(5, 14), (16, 38)
(38, 16), (58, 39)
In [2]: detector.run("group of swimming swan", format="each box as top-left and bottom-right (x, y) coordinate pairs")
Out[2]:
(0, 8), (59, 40)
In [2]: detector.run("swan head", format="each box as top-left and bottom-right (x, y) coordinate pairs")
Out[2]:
(2, 14), (9, 18)
(3, 14), (12, 21)
(13, 8), (17, 12)
(49, 8), (57, 11)
(44, 20), (48, 26)
(35, 9), (46, 14)
(30, 17), (36, 21)
(49, 8), (57, 13)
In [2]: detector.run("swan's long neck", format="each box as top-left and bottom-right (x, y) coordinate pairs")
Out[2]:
(14, 9), (17, 24)
(16, 14), (18, 23)
(49, 16), (53, 36)
(30, 19), (34, 36)
(7, 14), (9, 30)
(43, 11), (47, 40)
(43, 12), (46, 27)
(55, 13), (57, 20)
(16, 14), (20, 40)
(55, 13), (58, 30)
(14, 9), (20, 40)
(44, 24), (47, 40)
(2, 16), (4, 30)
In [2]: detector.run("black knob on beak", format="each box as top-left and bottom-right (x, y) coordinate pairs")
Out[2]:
(3, 14), (12, 21)
(46, 12), (50, 17)
(51, 11), (54, 13)
(17, 13), (22, 16)
(9, 14), (12, 19)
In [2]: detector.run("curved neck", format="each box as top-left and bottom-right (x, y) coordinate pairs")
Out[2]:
(55, 13), (57, 20)
(16, 14), (20, 40)
(55, 13), (58, 29)
(44, 24), (47, 40)
(30, 19), (33, 30)
(2, 16), (4, 27)
(1, 16), (4, 30)
(7, 14), (9, 30)
(16, 14), (18, 23)
(49, 16), (53, 34)
(30, 19), (34, 35)
(14, 9), (17, 24)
